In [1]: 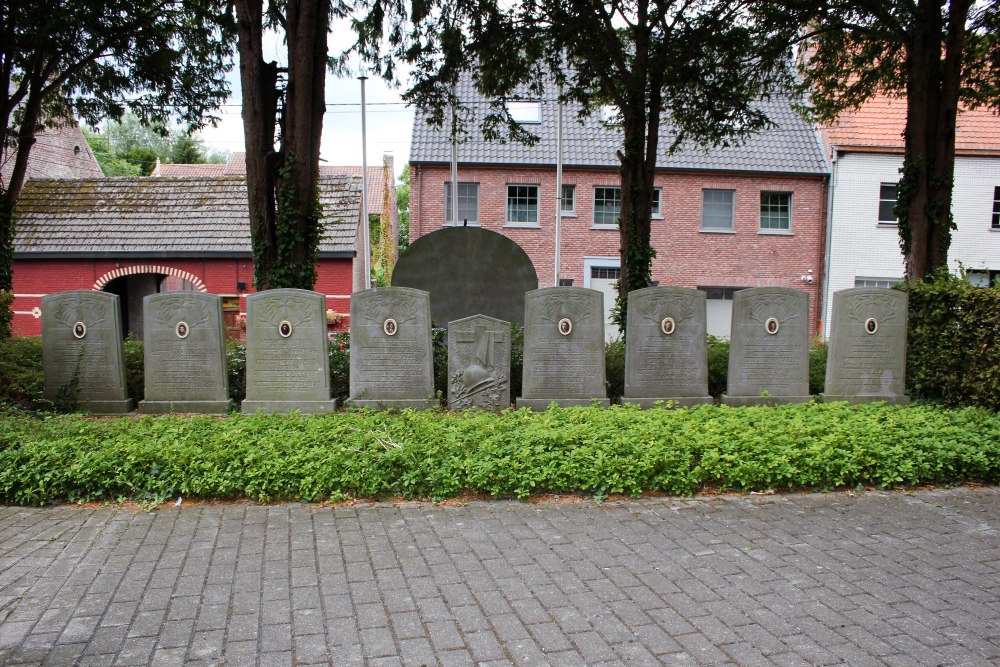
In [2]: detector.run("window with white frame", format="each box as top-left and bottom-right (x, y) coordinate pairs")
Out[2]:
(561, 184), (575, 214)
(651, 188), (662, 217)
(507, 101), (541, 124)
(968, 270), (1000, 287)
(878, 183), (898, 223)
(702, 189), (735, 230)
(855, 277), (902, 289)
(992, 186), (999, 229)
(445, 182), (479, 225)
(760, 192), (791, 231)
(594, 186), (622, 225)
(507, 185), (539, 224)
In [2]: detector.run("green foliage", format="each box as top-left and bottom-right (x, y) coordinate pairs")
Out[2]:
(432, 327), (448, 400)
(225, 339), (247, 403)
(605, 339), (625, 404)
(261, 154), (323, 290)
(84, 114), (218, 176)
(0, 289), (12, 338)
(509, 324), (524, 399)
(707, 336), (730, 398)
(122, 336), (145, 401)
(0, 336), (46, 408)
(328, 333), (350, 403)
(905, 272), (1000, 409)
(1, 402), (997, 506)
(397, 165), (410, 253)
(809, 338), (828, 396)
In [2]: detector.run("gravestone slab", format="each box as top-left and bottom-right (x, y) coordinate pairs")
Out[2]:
(42, 290), (133, 414)
(392, 226), (538, 327)
(139, 292), (233, 414)
(623, 287), (712, 408)
(722, 287), (812, 406)
(517, 287), (610, 409)
(350, 287), (437, 409)
(822, 288), (910, 404)
(448, 314), (511, 411)
(241, 289), (337, 414)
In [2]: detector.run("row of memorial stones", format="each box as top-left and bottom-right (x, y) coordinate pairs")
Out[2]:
(40, 286), (909, 415)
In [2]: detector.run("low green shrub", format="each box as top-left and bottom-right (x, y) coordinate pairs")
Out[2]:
(707, 336), (729, 398)
(809, 338), (827, 395)
(123, 335), (144, 400)
(0, 402), (997, 505)
(605, 338), (625, 403)
(0, 336), (46, 408)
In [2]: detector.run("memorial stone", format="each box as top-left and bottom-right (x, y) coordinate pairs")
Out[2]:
(822, 288), (910, 404)
(42, 290), (133, 414)
(722, 287), (812, 406)
(139, 292), (233, 414)
(448, 314), (511, 410)
(392, 226), (538, 327)
(517, 287), (610, 409)
(350, 287), (437, 409)
(623, 287), (712, 407)
(241, 289), (337, 414)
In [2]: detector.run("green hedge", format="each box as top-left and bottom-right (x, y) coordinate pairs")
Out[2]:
(0, 330), (829, 410)
(906, 272), (1000, 410)
(0, 402), (997, 505)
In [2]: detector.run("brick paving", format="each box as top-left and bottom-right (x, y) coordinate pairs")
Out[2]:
(1, 487), (999, 666)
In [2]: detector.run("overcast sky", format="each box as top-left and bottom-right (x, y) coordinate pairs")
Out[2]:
(197, 21), (415, 180)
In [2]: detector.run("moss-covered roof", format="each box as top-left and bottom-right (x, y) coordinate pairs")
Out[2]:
(14, 176), (361, 256)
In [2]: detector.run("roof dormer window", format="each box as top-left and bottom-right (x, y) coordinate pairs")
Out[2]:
(507, 101), (541, 124)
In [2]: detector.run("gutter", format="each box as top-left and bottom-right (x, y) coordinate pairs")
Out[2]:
(13, 250), (357, 260)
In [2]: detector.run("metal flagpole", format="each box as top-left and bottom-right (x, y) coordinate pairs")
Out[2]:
(554, 87), (564, 286)
(450, 84), (459, 226)
(359, 74), (372, 289)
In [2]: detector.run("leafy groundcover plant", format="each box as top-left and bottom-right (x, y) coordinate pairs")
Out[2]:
(1, 402), (997, 506)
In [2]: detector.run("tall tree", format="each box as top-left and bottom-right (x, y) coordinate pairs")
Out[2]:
(235, 0), (345, 290)
(357, 0), (799, 325)
(789, 0), (999, 280)
(0, 0), (234, 333)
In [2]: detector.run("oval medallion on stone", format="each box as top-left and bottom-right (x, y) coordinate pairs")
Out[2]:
(865, 317), (878, 335)
(175, 321), (189, 339)
(558, 318), (573, 336)
(72, 321), (87, 339)
(765, 317), (780, 335)
(383, 318), (398, 336)
(279, 320), (293, 338)
(661, 317), (676, 336)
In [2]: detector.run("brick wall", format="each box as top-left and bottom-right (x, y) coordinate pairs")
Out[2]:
(10, 257), (354, 336)
(411, 163), (828, 334)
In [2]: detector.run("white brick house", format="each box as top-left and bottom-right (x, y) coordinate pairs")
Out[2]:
(821, 97), (1000, 332)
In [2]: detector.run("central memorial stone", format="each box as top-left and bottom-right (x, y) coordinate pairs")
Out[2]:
(392, 226), (538, 327)
(448, 314), (511, 410)
(349, 287), (437, 409)
(623, 286), (713, 407)
(41, 290), (133, 414)
(722, 287), (812, 406)
(139, 292), (233, 414)
(517, 287), (610, 409)
(822, 288), (910, 404)
(241, 289), (337, 414)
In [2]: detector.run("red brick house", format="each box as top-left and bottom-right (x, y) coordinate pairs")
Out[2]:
(409, 80), (830, 337)
(10, 176), (361, 337)
(154, 150), (400, 291)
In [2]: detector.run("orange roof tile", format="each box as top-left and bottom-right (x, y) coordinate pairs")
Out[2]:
(823, 95), (1000, 155)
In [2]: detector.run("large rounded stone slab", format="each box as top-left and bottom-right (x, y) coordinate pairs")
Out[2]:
(391, 227), (537, 327)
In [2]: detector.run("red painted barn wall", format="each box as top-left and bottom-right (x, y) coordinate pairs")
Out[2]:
(410, 163), (828, 334)
(10, 257), (354, 336)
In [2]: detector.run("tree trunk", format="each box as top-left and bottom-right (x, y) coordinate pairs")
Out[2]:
(900, 0), (969, 281)
(276, 0), (330, 289)
(614, 80), (660, 328)
(0, 79), (45, 294)
(235, 0), (280, 290)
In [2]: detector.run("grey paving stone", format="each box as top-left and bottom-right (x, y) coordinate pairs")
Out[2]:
(2, 487), (1000, 665)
